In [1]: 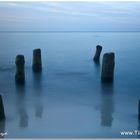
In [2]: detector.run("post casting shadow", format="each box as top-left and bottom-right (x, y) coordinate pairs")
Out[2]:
(32, 71), (43, 118)
(15, 83), (28, 128)
(100, 82), (114, 127)
(93, 60), (101, 78)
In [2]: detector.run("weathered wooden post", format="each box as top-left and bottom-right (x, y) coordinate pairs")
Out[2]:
(138, 100), (140, 120)
(0, 95), (5, 120)
(32, 49), (42, 72)
(93, 45), (102, 63)
(101, 52), (115, 82)
(15, 55), (25, 83)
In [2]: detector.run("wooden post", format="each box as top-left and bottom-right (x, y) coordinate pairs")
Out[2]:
(93, 45), (102, 63)
(32, 49), (42, 72)
(101, 53), (115, 82)
(0, 95), (5, 120)
(15, 55), (25, 83)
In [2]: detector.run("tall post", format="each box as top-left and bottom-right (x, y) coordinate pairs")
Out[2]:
(101, 53), (115, 82)
(0, 95), (5, 120)
(32, 49), (42, 72)
(93, 45), (102, 63)
(15, 55), (25, 83)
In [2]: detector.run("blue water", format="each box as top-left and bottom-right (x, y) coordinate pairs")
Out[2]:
(0, 31), (140, 138)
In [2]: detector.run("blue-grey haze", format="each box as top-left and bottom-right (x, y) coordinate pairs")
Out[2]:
(0, 2), (140, 138)
(0, 31), (140, 138)
(0, 2), (140, 31)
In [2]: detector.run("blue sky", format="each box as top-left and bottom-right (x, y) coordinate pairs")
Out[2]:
(0, 2), (140, 31)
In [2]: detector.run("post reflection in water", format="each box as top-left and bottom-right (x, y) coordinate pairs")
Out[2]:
(32, 72), (43, 118)
(93, 61), (101, 74)
(0, 120), (5, 138)
(15, 83), (28, 128)
(100, 82), (114, 127)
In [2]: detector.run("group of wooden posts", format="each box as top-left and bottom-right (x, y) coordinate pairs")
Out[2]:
(15, 48), (42, 83)
(0, 46), (139, 122)
(0, 48), (42, 121)
(16, 46), (115, 83)
(93, 45), (115, 82)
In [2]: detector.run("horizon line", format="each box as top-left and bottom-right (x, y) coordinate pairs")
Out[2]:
(0, 30), (140, 32)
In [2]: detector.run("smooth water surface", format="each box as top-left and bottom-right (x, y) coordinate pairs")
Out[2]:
(0, 32), (140, 138)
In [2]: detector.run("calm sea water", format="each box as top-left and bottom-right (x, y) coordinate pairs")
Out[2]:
(0, 31), (140, 138)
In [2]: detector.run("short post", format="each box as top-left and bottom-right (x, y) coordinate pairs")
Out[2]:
(0, 95), (5, 120)
(138, 100), (140, 120)
(93, 45), (102, 63)
(32, 49), (42, 72)
(15, 55), (25, 83)
(101, 52), (115, 82)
